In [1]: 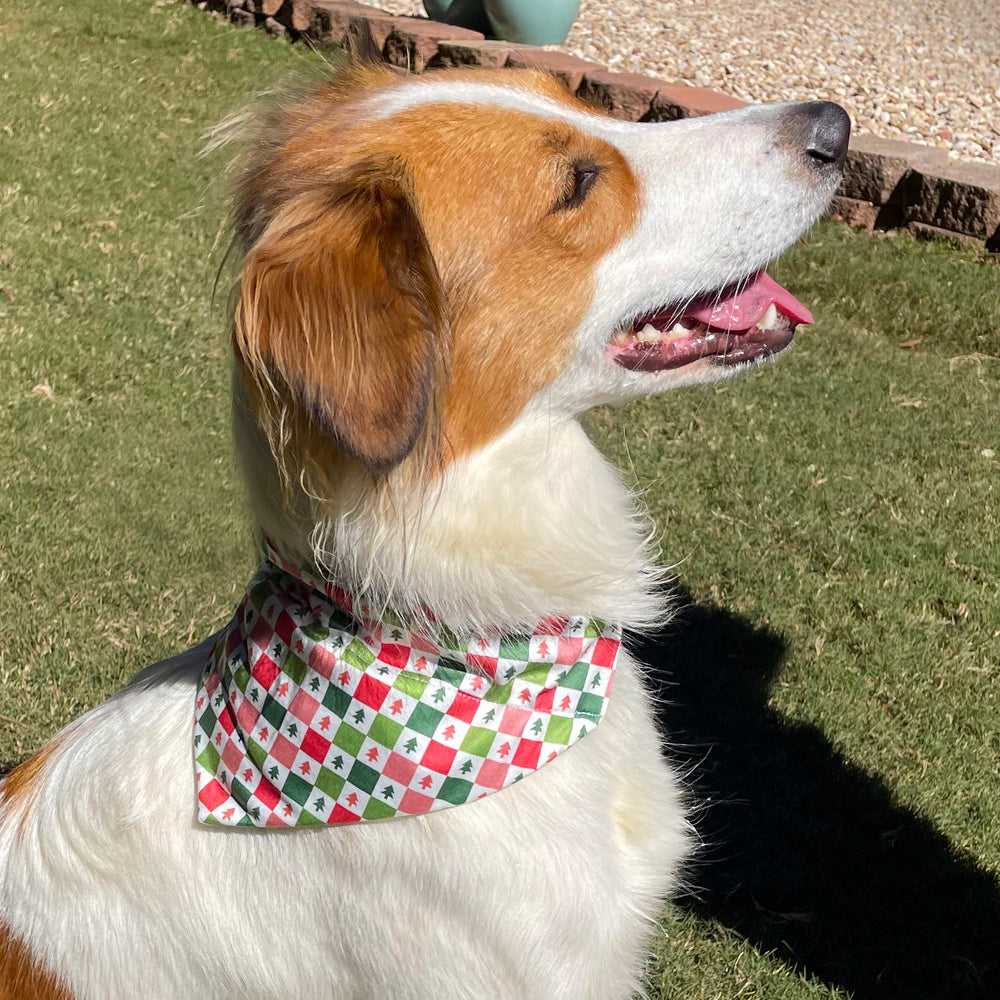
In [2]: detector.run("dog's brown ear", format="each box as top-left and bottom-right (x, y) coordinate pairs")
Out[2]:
(234, 163), (446, 476)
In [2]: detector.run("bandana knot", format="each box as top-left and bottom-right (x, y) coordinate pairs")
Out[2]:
(194, 541), (621, 827)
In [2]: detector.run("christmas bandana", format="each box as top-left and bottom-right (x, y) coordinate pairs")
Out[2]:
(194, 541), (621, 827)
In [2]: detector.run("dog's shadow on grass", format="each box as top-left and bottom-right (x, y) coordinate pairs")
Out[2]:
(636, 589), (1000, 1000)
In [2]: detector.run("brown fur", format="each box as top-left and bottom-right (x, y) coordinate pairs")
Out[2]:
(230, 63), (639, 487)
(0, 741), (59, 834)
(0, 924), (71, 1000)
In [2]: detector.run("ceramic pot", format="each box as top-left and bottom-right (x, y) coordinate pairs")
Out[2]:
(483, 0), (580, 45)
(422, 0), (492, 35)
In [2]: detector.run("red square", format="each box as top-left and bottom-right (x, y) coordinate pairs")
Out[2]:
(198, 779), (228, 811)
(300, 728), (332, 763)
(467, 653), (498, 679)
(254, 777), (280, 810)
(353, 674), (390, 711)
(512, 739), (541, 769)
(476, 758), (509, 789)
(446, 691), (478, 724)
(274, 609), (297, 646)
(289, 689), (320, 725)
(498, 705), (530, 737)
(330, 803), (361, 823)
(399, 789), (435, 815)
(557, 636), (583, 665)
(533, 687), (554, 713)
(420, 740), (457, 774)
(590, 637), (619, 668)
(378, 643), (410, 670)
(269, 734), (298, 768)
(309, 643), (338, 679)
(251, 654), (280, 690)
(235, 698), (259, 732)
(221, 740), (243, 776)
(217, 703), (236, 735)
(383, 752), (418, 785)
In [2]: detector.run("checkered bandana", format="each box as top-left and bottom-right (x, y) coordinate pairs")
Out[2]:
(194, 540), (621, 827)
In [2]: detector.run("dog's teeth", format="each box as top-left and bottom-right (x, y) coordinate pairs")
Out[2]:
(760, 303), (778, 330)
(667, 322), (689, 339)
(612, 330), (630, 345)
(636, 323), (661, 344)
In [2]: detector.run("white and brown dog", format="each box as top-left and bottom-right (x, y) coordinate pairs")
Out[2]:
(0, 63), (848, 999)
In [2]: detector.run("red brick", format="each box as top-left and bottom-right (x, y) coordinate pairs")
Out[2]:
(505, 49), (602, 93)
(906, 158), (1000, 240)
(383, 18), (485, 73)
(431, 39), (519, 69)
(907, 221), (985, 251)
(577, 69), (663, 120)
(827, 195), (879, 231)
(648, 84), (746, 120)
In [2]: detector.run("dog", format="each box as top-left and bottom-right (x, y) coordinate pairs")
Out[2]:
(0, 62), (848, 999)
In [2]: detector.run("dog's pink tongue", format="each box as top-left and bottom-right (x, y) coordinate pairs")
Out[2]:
(685, 271), (814, 329)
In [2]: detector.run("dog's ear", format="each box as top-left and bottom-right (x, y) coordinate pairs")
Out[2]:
(234, 162), (447, 477)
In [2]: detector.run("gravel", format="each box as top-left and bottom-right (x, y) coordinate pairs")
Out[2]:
(374, 0), (1000, 165)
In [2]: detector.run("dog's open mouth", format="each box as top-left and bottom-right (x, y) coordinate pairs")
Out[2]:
(608, 271), (813, 373)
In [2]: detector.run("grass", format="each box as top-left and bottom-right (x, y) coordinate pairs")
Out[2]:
(1, 1), (998, 997)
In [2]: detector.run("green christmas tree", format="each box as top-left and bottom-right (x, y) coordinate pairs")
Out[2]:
(352, 708), (366, 725)
(403, 737), (418, 755)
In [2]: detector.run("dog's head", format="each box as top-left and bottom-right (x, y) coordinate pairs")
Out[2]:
(229, 63), (848, 489)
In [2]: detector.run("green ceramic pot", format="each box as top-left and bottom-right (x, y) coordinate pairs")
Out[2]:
(422, 0), (492, 36)
(483, 0), (580, 45)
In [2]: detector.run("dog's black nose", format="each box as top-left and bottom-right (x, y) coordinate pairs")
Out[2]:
(795, 101), (851, 168)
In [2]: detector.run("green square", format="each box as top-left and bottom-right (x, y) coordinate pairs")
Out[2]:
(297, 809), (324, 827)
(282, 653), (307, 686)
(558, 662), (589, 691)
(544, 716), (572, 745)
(261, 696), (286, 729)
(362, 798), (397, 821)
(432, 659), (466, 688)
(497, 637), (529, 661)
(406, 702), (443, 737)
(282, 773), (312, 806)
(315, 766), (346, 799)
(246, 738), (268, 769)
(459, 726), (496, 757)
(333, 722), (365, 756)
(232, 663), (252, 692)
(341, 639), (375, 671)
(197, 707), (217, 737)
(576, 692), (604, 720)
(368, 714), (404, 749)
(197, 741), (221, 772)
(322, 684), (351, 717)
(230, 776), (250, 804)
(484, 681), (513, 705)
(392, 671), (428, 700)
(347, 761), (379, 794)
(438, 777), (472, 805)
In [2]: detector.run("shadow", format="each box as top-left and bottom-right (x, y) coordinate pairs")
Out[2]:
(634, 588), (1000, 1000)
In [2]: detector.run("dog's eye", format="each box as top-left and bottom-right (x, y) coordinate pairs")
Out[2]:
(554, 161), (601, 212)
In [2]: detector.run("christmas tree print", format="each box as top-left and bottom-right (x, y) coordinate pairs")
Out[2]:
(332, 755), (344, 771)
(338, 670), (350, 686)
(258, 726), (269, 741)
(518, 688), (531, 703)
(537, 640), (550, 658)
(314, 796), (326, 812)
(249, 688), (260, 702)
(382, 786), (394, 800)
(319, 715), (331, 731)
(419, 775), (433, 790)
(352, 708), (366, 725)
(277, 681), (289, 698)
(300, 761), (311, 775)
(390, 699), (403, 716)
(460, 759), (473, 775)
(390, 628), (403, 641)
(309, 677), (321, 692)
(403, 737), (418, 755)
(591, 673), (601, 688)
(559, 695), (572, 711)
(268, 765), (280, 781)
(286, 722), (298, 738)
(432, 687), (447, 704)
(497, 742), (511, 758)
(415, 657), (427, 672)
(530, 718), (544, 736)
(366, 747), (380, 763)
(242, 767), (254, 782)
(442, 724), (456, 741)
(483, 707), (496, 724)
(346, 792), (358, 808)
(469, 675), (484, 691)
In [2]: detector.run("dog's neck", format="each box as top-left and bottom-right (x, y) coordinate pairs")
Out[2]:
(234, 395), (665, 634)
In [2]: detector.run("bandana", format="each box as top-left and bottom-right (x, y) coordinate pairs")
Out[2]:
(194, 541), (621, 827)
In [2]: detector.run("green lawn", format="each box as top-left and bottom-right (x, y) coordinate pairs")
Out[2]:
(1, 2), (998, 998)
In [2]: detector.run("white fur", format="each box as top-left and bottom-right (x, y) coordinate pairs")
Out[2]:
(0, 72), (842, 999)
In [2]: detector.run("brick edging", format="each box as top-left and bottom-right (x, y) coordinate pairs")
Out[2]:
(196, 0), (1000, 251)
